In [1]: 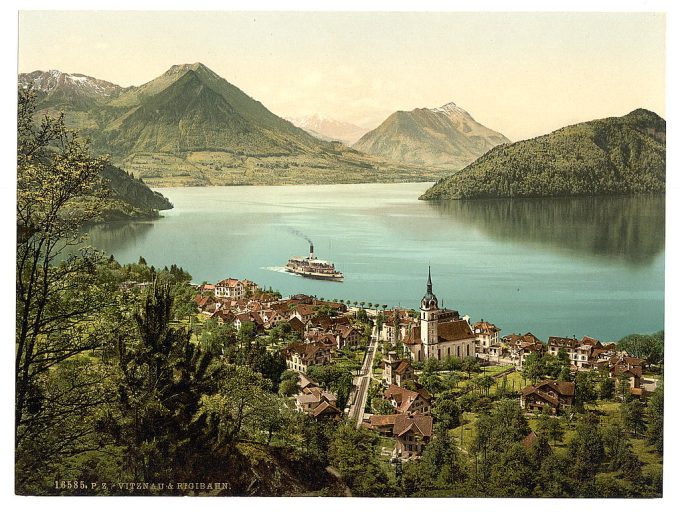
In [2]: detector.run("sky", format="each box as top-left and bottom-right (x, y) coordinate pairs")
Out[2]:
(17, 11), (665, 141)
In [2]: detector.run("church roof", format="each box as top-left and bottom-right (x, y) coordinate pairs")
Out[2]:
(437, 319), (475, 342)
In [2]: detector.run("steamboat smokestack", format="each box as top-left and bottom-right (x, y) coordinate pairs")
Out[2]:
(309, 242), (315, 259)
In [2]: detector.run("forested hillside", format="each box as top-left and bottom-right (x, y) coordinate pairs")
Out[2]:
(421, 109), (665, 200)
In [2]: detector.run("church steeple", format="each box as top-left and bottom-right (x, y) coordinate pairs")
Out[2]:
(421, 267), (438, 310)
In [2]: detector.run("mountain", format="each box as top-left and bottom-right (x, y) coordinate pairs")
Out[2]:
(352, 102), (510, 169)
(420, 109), (666, 200)
(20, 63), (441, 186)
(286, 114), (368, 145)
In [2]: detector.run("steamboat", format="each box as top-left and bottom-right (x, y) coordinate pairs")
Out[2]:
(285, 243), (344, 282)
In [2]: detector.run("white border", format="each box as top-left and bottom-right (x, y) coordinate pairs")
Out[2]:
(2, 2), (677, 513)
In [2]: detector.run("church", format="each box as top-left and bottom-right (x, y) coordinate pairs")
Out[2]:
(402, 268), (477, 362)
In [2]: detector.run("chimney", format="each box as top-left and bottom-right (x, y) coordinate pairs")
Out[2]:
(309, 242), (315, 259)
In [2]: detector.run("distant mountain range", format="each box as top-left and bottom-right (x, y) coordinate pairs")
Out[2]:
(420, 109), (666, 200)
(19, 64), (444, 186)
(286, 114), (368, 145)
(352, 102), (510, 169)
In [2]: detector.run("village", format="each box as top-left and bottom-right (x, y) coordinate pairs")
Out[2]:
(189, 270), (662, 466)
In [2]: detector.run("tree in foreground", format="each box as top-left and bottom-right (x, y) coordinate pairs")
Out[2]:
(15, 87), (111, 492)
(328, 422), (393, 496)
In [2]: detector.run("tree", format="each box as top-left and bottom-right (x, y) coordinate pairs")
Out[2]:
(646, 383), (663, 453)
(616, 331), (664, 365)
(104, 283), (219, 483)
(599, 376), (615, 400)
(620, 399), (646, 437)
(461, 357), (480, 378)
(568, 413), (605, 485)
(432, 394), (461, 430)
(16, 87), (112, 489)
(521, 352), (545, 383)
(602, 422), (642, 482)
(574, 371), (597, 408)
(328, 422), (392, 496)
(536, 409), (564, 445)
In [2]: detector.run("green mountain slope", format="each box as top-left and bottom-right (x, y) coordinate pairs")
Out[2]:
(21, 64), (441, 186)
(353, 102), (509, 169)
(420, 109), (665, 200)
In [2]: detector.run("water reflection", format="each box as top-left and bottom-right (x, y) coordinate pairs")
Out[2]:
(84, 221), (155, 257)
(427, 195), (665, 265)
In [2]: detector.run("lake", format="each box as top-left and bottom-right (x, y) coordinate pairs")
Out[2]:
(86, 183), (665, 342)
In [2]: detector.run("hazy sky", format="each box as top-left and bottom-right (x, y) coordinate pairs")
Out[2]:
(18, 11), (665, 141)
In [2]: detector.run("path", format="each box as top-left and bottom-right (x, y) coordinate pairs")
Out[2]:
(347, 337), (379, 427)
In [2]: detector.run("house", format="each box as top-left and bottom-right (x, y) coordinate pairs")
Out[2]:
(611, 362), (643, 394)
(234, 312), (265, 332)
(295, 386), (338, 414)
(520, 380), (575, 414)
(547, 336), (605, 369)
(310, 401), (342, 419)
(337, 325), (362, 349)
(365, 413), (433, 459)
(379, 309), (415, 343)
(401, 269), (476, 362)
(505, 333), (545, 368)
(288, 316), (306, 334)
(394, 413), (433, 459)
(282, 342), (333, 373)
(473, 320), (501, 357)
(215, 278), (245, 299)
(384, 384), (431, 415)
(291, 304), (317, 324)
(382, 351), (415, 387)
(241, 279), (259, 295)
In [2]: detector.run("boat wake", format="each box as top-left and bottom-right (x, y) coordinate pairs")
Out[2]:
(262, 266), (291, 274)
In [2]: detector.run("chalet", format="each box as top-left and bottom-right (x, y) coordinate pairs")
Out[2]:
(520, 380), (575, 415)
(382, 351), (415, 387)
(282, 342), (333, 373)
(310, 401), (342, 419)
(365, 413), (433, 459)
(384, 384), (432, 415)
(215, 278), (245, 299)
(295, 386), (338, 414)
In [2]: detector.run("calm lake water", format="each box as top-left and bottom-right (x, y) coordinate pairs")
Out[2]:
(86, 183), (665, 342)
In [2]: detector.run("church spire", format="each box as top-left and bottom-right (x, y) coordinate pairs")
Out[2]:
(427, 265), (432, 295)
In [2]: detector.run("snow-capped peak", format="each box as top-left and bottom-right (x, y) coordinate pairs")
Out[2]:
(18, 70), (123, 98)
(431, 101), (470, 117)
